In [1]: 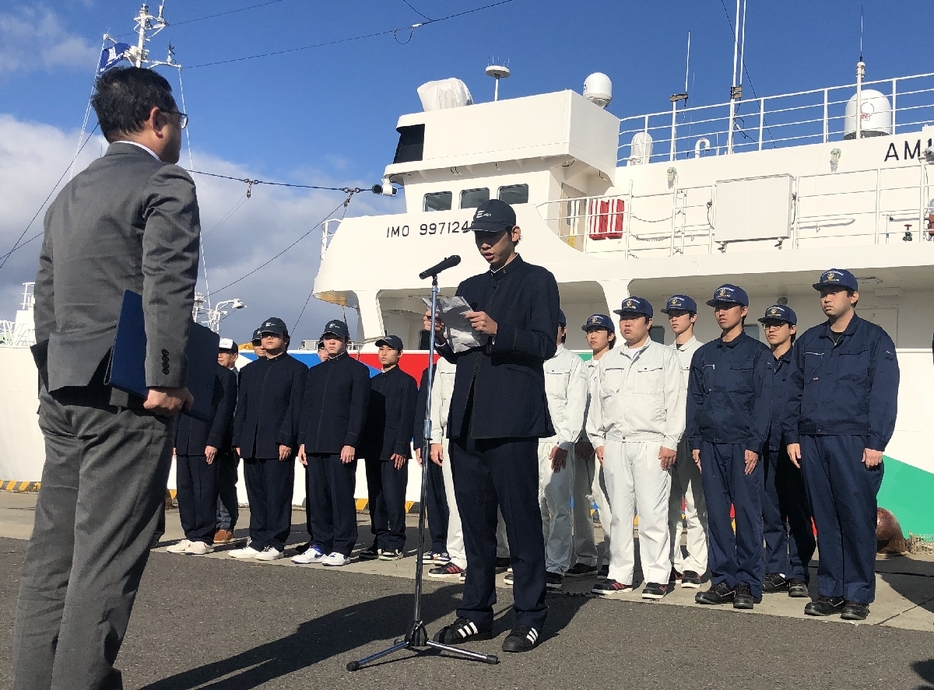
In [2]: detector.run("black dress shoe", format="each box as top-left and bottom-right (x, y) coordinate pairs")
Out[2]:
(695, 581), (734, 605)
(787, 578), (809, 598)
(841, 602), (870, 621)
(804, 595), (845, 616)
(502, 625), (540, 652)
(763, 572), (788, 593)
(733, 582), (760, 609)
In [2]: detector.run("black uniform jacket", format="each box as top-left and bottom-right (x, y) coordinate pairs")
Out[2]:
(412, 365), (433, 451)
(232, 353), (307, 459)
(361, 365), (418, 461)
(440, 255), (559, 440)
(175, 363), (237, 456)
(296, 352), (371, 454)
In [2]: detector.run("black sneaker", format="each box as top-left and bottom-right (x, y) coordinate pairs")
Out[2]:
(428, 563), (465, 581)
(642, 582), (668, 600)
(591, 579), (633, 598)
(669, 568), (682, 585)
(695, 582), (735, 605)
(495, 557), (511, 573)
(733, 582), (760, 609)
(597, 563), (610, 578)
(378, 549), (404, 561)
(434, 617), (493, 644)
(566, 562), (598, 578)
(681, 570), (703, 589)
(358, 543), (380, 560)
(763, 572), (789, 593)
(502, 625), (540, 653)
(804, 595), (845, 616)
(841, 602), (870, 621)
(788, 578), (809, 598)
(545, 571), (563, 591)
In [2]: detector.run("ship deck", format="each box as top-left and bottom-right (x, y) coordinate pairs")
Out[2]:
(1, 493), (933, 688)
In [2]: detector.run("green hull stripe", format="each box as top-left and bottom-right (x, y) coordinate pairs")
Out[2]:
(878, 455), (934, 540)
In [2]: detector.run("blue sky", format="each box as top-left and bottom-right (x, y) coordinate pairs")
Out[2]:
(1, 0), (932, 343)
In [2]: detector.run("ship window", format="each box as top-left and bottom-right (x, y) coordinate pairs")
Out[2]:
(393, 124), (425, 164)
(460, 187), (490, 209)
(744, 324), (761, 341)
(498, 183), (529, 205)
(424, 191), (452, 212)
(649, 325), (666, 344)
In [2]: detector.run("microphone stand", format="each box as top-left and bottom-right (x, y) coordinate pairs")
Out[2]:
(347, 271), (499, 672)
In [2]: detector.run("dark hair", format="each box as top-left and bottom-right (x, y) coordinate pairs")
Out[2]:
(91, 67), (176, 142)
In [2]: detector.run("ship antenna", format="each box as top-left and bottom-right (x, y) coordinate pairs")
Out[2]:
(859, 4), (864, 62)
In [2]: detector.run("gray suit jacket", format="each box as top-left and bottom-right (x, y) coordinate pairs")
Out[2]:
(34, 142), (201, 395)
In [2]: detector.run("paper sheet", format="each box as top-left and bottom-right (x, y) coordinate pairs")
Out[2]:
(422, 296), (486, 353)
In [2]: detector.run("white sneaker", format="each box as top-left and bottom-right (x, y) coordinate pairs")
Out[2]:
(166, 539), (192, 554)
(254, 546), (283, 561)
(321, 552), (351, 567)
(292, 546), (326, 565)
(184, 541), (214, 556)
(229, 546), (262, 559)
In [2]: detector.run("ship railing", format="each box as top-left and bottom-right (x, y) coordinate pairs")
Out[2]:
(320, 218), (342, 260)
(537, 169), (934, 257)
(618, 71), (934, 165)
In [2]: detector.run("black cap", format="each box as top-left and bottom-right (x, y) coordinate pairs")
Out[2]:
(557, 309), (567, 327)
(316, 340), (325, 349)
(375, 334), (404, 351)
(322, 319), (350, 340)
(259, 316), (288, 337)
(218, 337), (238, 353)
(466, 199), (516, 233)
(251, 328), (263, 344)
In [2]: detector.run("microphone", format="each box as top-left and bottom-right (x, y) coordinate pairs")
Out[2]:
(419, 255), (461, 280)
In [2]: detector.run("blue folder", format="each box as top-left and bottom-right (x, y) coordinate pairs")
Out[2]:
(106, 290), (219, 422)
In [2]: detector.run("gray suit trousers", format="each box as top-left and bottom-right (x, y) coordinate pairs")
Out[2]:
(12, 382), (174, 690)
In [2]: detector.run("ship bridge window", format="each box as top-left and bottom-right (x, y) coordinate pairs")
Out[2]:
(424, 191), (452, 212)
(393, 124), (425, 164)
(498, 184), (529, 205)
(460, 187), (490, 209)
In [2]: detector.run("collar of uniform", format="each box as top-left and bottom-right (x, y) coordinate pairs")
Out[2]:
(675, 336), (698, 351)
(820, 313), (861, 340)
(622, 340), (652, 359)
(265, 351), (285, 361)
(110, 140), (160, 160)
(716, 332), (747, 349)
(327, 350), (348, 361)
(490, 253), (523, 280)
(775, 348), (793, 365)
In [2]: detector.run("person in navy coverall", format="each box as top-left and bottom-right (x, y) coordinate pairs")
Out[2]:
(292, 319), (371, 568)
(758, 305), (815, 599)
(431, 199), (559, 654)
(230, 317), (307, 561)
(169, 362), (238, 556)
(359, 335), (418, 561)
(783, 269), (899, 621)
(687, 284), (772, 610)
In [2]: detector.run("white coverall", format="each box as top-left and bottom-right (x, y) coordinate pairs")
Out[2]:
(430, 357), (508, 570)
(538, 344), (588, 575)
(668, 336), (708, 575)
(587, 340), (686, 586)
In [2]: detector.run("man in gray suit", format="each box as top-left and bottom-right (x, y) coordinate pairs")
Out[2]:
(12, 67), (201, 690)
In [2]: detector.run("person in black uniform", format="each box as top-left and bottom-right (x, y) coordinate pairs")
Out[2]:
(432, 199), (559, 653)
(687, 284), (772, 610)
(359, 335), (418, 561)
(251, 328), (266, 358)
(414, 360), (451, 565)
(168, 361), (238, 555)
(292, 319), (370, 567)
(214, 337), (241, 545)
(230, 317), (307, 561)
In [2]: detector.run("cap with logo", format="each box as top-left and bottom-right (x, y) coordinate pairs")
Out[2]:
(322, 319), (350, 340)
(375, 334), (404, 351)
(251, 328), (263, 344)
(581, 313), (615, 333)
(466, 199), (517, 233)
(259, 316), (288, 337)
(705, 284), (749, 308)
(812, 268), (858, 292)
(557, 309), (567, 327)
(661, 294), (698, 314)
(758, 304), (797, 325)
(218, 337), (238, 353)
(613, 296), (653, 319)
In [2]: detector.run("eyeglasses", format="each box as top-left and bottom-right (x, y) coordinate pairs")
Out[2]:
(164, 110), (188, 130)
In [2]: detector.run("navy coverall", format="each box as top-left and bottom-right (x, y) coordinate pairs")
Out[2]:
(783, 314), (899, 604)
(174, 363), (237, 544)
(440, 254), (559, 633)
(296, 352), (370, 557)
(687, 333), (772, 598)
(232, 353), (307, 552)
(762, 348), (815, 582)
(361, 365), (418, 552)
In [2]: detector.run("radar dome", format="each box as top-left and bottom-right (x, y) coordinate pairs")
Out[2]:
(843, 89), (892, 140)
(583, 72), (613, 108)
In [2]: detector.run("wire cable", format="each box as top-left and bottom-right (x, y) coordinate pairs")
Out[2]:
(187, 0), (514, 70)
(401, 0), (434, 21)
(187, 168), (366, 194)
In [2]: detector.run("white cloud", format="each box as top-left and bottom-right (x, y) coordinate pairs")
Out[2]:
(0, 6), (99, 76)
(0, 114), (394, 346)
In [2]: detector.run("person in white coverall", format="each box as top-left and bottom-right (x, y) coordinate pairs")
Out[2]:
(662, 294), (708, 589)
(537, 310), (588, 591)
(587, 297), (685, 600)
